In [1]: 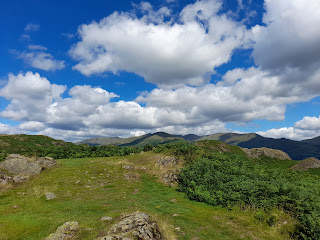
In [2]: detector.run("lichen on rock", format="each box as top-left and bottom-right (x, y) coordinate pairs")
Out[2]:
(45, 221), (79, 240)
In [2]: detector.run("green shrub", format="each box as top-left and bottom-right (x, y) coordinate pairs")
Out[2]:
(178, 153), (320, 239)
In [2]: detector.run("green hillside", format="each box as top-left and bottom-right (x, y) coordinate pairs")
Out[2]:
(1, 141), (300, 240)
(0, 134), (71, 160)
(2, 136), (320, 239)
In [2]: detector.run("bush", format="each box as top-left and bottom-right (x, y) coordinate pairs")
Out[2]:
(178, 153), (320, 239)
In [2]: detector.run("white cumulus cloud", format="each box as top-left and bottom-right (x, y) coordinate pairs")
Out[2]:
(70, 0), (250, 88)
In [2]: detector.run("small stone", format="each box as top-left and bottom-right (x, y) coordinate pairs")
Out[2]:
(12, 205), (19, 208)
(122, 165), (134, 170)
(169, 199), (176, 202)
(45, 192), (56, 200)
(172, 214), (179, 217)
(100, 216), (113, 221)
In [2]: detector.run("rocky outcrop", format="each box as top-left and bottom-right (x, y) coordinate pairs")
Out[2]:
(0, 154), (57, 176)
(156, 156), (177, 168)
(242, 147), (291, 160)
(97, 212), (163, 240)
(163, 170), (179, 187)
(290, 157), (320, 171)
(45, 221), (79, 240)
(0, 154), (42, 175)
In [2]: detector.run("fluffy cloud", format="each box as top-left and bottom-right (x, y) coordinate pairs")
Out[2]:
(295, 115), (320, 130)
(0, 72), (66, 121)
(15, 51), (65, 71)
(0, 123), (25, 135)
(70, 0), (250, 87)
(18, 121), (46, 132)
(252, 0), (320, 71)
(0, 72), (230, 141)
(137, 66), (320, 124)
(257, 127), (320, 141)
(257, 115), (320, 141)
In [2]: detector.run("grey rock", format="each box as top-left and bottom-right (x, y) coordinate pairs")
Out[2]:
(163, 170), (179, 186)
(46, 192), (56, 200)
(122, 165), (134, 170)
(0, 155), (41, 175)
(0, 154), (57, 177)
(45, 221), (78, 240)
(36, 157), (57, 169)
(97, 211), (163, 240)
(242, 147), (291, 160)
(101, 216), (113, 221)
(290, 157), (320, 171)
(156, 156), (177, 168)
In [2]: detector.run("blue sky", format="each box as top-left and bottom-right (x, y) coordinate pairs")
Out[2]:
(1, 0), (320, 142)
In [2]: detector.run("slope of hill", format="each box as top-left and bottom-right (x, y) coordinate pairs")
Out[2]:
(76, 136), (140, 146)
(199, 133), (320, 160)
(0, 134), (70, 160)
(77, 132), (320, 160)
(76, 132), (186, 147)
(200, 133), (257, 145)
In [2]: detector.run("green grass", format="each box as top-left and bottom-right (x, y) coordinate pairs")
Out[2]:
(0, 154), (294, 240)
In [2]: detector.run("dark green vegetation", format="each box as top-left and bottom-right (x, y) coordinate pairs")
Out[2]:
(155, 141), (320, 240)
(77, 132), (320, 160)
(0, 134), (148, 161)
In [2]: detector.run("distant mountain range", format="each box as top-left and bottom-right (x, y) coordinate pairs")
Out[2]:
(76, 132), (320, 160)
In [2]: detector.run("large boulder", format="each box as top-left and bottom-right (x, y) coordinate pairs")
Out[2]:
(36, 157), (57, 169)
(0, 154), (42, 175)
(290, 157), (320, 171)
(242, 147), (291, 160)
(45, 221), (79, 240)
(0, 154), (57, 176)
(97, 212), (163, 240)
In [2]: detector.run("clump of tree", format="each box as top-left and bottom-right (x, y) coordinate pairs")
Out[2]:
(36, 144), (144, 159)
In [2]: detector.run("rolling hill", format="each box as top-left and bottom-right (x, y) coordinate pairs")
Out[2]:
(76, 132), (187, 147)
(0, 134), (72, 160)
(78, 132), (320, 160)
(200, 133), (320, 160)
